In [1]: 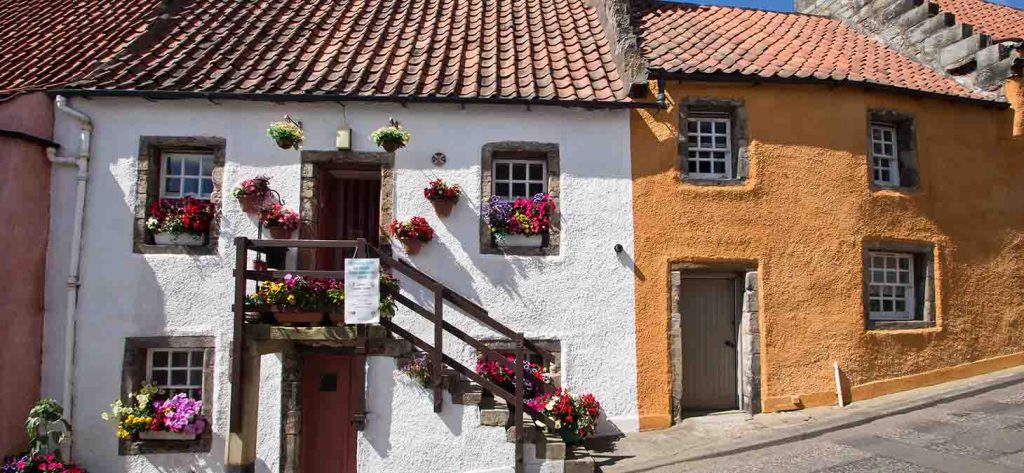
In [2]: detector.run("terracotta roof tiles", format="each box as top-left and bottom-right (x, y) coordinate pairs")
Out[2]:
(934, 0), (1024, 42)
(635, 1), (998, 102)
(68, 0), (628, 104)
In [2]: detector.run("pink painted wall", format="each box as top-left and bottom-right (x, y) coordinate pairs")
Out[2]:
(0, 92), (52, 454)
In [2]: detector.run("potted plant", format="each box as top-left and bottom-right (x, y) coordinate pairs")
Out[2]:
(267, 118), (304, 150)
(231, 175), (272, 213)
(259, 203), (301, 239)
(485, 193), (555, 248)
(146, 197), (216, 246)
(370, 123), (411, 152)
(475, 355), (550, 399)
(101, 382), (206, 442)
(2, 399), (87, 473)
(246, 272), (397, 325)
(388, 216), (434, 255)
(526, 388), (601, 445)
(423, 179), (461, 217)
(399, 352), (432, 388)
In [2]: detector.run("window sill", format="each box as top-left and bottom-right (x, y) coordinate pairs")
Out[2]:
(134, 243), (217, 256)
(867, 320), (936, 331)
(681, 176), (747, 187)
(870, 185), (920, 195)
(118, 436), (212, 455)
(481, 245), (559, 256)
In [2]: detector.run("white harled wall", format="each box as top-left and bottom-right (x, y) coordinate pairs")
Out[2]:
(45, 97), (638, 472)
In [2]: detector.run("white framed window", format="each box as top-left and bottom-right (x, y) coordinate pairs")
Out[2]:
(867, 252), (915, 320)
(161, 153), (215, 200)
(685, 116), (732, 179)
(492, 159), (546, 200)
(147, 348), (206, 399)
(870, 124), (900, 186)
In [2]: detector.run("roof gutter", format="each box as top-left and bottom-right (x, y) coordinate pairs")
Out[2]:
(47, 88), (662, 109)
(651, 71), (1010, 109)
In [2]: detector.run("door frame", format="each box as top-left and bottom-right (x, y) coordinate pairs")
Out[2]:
(298, 150), (395, 269)
(669, 263), (761, 421)
(679, 272), (741, 412)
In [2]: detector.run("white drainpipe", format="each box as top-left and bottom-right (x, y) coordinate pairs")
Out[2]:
(51, 95), (92, 460)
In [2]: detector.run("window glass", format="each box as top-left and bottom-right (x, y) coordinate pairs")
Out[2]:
(870, 124), (899, 186)
(148, 348), (205, 399)
(161, 153), (215, 200)
(492, 159), (546, 200)
(867, 252), (914, 321)
(685, 116), (732, 180)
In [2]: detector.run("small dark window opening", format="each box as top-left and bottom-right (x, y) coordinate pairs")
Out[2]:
(868, 110), (918, 190)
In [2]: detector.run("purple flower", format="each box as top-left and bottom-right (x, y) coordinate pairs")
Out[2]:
(153, 393), (206, 435)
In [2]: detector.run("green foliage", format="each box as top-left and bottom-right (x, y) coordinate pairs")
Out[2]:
(369, 126), (411, 148)
(25, 399), (71, 457)
(267, 120), (304, 149)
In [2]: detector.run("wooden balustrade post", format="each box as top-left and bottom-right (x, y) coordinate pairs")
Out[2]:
(356, 237), (366, 258)
(433, 283), (444, 413)
(514, 333), (525, 473)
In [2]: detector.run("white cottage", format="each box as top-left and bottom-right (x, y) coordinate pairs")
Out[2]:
(42, 0), (650, 472)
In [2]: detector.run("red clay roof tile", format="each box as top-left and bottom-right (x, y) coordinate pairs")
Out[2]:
(934, 0), (1024, 42)
(635, 1), (998, 102)
(58, 0), (627, 104)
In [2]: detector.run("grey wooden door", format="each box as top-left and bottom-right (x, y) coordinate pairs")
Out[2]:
(681, 277), (738, 410)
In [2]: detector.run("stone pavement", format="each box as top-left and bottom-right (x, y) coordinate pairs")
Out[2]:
(588, 366), (1024, 472)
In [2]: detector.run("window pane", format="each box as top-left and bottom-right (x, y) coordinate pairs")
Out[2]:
(528, 183), (543, 196)
(511, 164), (526, 180)
(714, 121), (727, 134)
(712, 152), (726, 161)
(687, 121), (697, 133)
(885, 271), (896, 283)
(201, 179), (214, 197)
(700, 136), (712, 147)
(201, 157), (214, 175)
(511, 183), (526, 198)
(190, 369), (203, 385)
(869, 299), (880, 311)
(171, 351), (189, 367)
(699, 151), (710, 160)
(165, 178), (181, 194)
(152, 370), (168, 385)
(715, 136), (727, 148)
(687, 161), (697, 173)
(494, 182), (509, 198)
(872, 128), (881, 140)
(883, 300), (893, 311)
(191, 351), (204, 367)
(529, 164), (543, 180)
(166, 156), (181, 174)
(171, 370), (188, 385)
(699, 121), (711, 133)
(183, 158), (200, 176)
(713, 161), (725, 174)
(699, 161), (711, 173)
(152, 351), (169, 367)
(184, 179), (199, 196)
(495, 163), (509, 180)
(873, 143), (883, 154)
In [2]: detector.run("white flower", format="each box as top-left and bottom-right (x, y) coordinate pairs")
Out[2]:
(146, 217), (160, 231)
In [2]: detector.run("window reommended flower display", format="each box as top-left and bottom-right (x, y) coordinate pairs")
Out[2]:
(484, 193), (555, 247)
(146, 197), (217, 246)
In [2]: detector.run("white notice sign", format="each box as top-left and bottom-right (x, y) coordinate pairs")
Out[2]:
(344, 258), (381, 324)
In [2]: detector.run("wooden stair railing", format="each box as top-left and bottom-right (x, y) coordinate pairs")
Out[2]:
(230, 237), (559, 473)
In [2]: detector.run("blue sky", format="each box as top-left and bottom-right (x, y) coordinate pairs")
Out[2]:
(690, 0), (1023, 11)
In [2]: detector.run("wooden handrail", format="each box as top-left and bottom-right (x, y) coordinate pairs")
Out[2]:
(248, 239), (360, 249)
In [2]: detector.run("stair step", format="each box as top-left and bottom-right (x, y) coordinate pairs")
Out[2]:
(563, 446), (596, 473)
(479, 398), (510, 426)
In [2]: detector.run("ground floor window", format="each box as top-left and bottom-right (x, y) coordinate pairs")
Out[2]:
(863, 241), (936, 330)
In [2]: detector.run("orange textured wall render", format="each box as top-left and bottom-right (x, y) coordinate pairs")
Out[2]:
(631, 81), (1024, 429)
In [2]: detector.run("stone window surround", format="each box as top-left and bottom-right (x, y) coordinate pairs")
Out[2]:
(867, 109), (919, 192)
(134, 136), (225, 255)
(119, 336), (215, 455)
(479, 141), (561, 256)
(297, 150), (395, 267)
(678, 97), (750, 185)
(668, 262), (761, 419)
(862, 239), (937, 331)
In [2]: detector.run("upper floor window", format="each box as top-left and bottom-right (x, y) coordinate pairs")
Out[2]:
(685, 116), (732, 179)
(161, 153), (215, 200)
(493, 159), (546, 200)
(679, 97), (749, 183)
(867, 110), (918, 190)
(870, 124), (899, 186)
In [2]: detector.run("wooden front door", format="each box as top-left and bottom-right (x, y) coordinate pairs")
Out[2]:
(301, 354), (363, 473)
(317, 166), (382, 270)
(680, 276), (739, 411)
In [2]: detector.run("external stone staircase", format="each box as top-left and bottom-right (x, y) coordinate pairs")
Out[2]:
(797, 0), (1022, 92)
(439, 366), (596, 473)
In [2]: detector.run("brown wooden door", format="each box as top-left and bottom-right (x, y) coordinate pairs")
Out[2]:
(681, 277), (738, 411)
(301, 354), (363, 473)
(316, 167), (381, 270)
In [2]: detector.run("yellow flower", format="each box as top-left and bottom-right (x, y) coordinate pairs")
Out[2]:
(287, 294), (296, 304)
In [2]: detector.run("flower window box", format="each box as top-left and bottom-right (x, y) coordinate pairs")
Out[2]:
(146, 197), (216, 247)
(244, 272), (398, 326)
(485, 193), (554, 249)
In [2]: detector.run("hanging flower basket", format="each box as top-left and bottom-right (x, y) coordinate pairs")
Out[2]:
(424, 179), (461, 217)
(232, 176), (272, 213)
(260, 203), (300, 239)
(267, 118), (304, 150)
(389, 217), (434, 255)
(371, 123), (410, 153)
